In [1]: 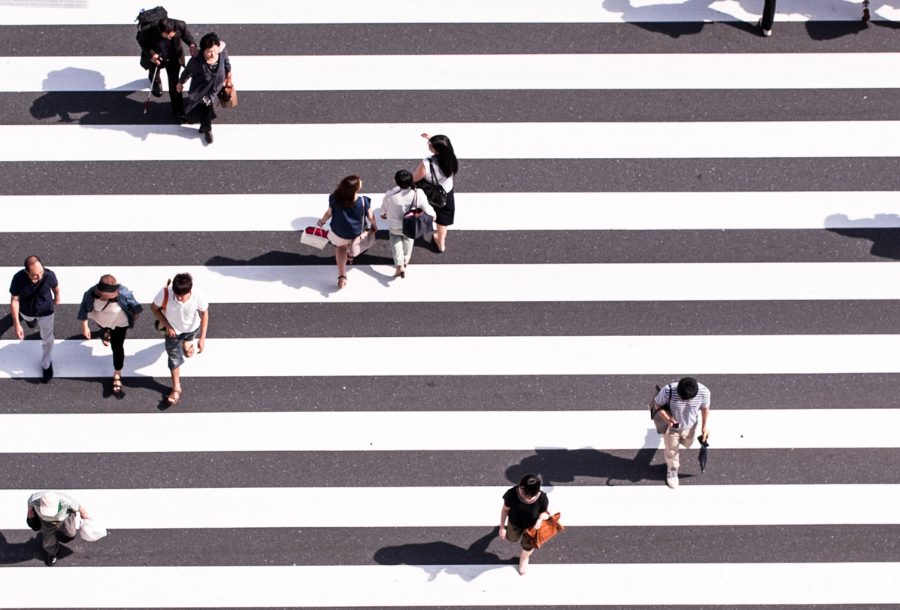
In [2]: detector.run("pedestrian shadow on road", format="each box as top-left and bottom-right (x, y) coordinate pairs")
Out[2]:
(505, 447), (676, 487)
(0, 530), (74, 565)
(32, 68), (206, 140)
(206, 245), (398, 297)
(374, 528), (512, 581)
(825, 213), (900, 260)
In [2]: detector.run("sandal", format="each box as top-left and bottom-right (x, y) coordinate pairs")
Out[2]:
(338, 275), (347, 289)
(112, 375), (123, 393)
(167, 389), (182, 405)
(101, 329), (111, 347)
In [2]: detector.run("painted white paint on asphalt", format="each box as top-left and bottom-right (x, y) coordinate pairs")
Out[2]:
(4, 122), (899, 162)
(1, 334), (898, 378)
(0, 0), (877, 25)
(0, 409), (896, 453)
(3, 192), (899, 232)
(2, 263), (898, 306)
(2, 485), (899, 530)
(5, 54), (900, 92)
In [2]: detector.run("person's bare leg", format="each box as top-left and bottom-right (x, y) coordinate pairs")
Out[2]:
(168, 366), (183, 404)
(435, 225), (448, 251)
(518, 548), (534, 575)
(336, 246), (348, 278)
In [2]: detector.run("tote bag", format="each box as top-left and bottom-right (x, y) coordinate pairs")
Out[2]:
(402, 190), (434, 240)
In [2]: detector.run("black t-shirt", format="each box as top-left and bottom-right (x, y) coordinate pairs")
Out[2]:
(503, 486), (549, 529)
(9, 269), (58, 317)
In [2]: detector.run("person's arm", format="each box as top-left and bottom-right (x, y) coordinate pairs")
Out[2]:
(222, 48), (232, 85)
(52, 283), (60, 306)
(499, 505), (510, 540)
(316, 208), (333, 227)
(179, 21), (198, 56)
(150, 302), (176, 337)
(10, 295), (23, 340)
(197, 309), (209, 353)
(176, 58), (197, 91)
(412, 161), (426, 182)
(380, 195), (390, 220)
(652, 386), (678, 427)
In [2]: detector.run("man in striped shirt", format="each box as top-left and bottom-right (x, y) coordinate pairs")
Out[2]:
(652, 377), (711, 489)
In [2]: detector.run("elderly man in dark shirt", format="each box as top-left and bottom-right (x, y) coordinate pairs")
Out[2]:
(10, 255), (60, 382)
(138, 17), (198, 121)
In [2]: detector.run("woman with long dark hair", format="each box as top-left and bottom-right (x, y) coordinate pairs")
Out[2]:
(317, 175), (377, 289)
(413, 133), (458, 253)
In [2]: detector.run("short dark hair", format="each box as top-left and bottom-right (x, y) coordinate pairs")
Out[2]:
(199, 32), (220, 51)
(394, 169), (414, 189)
(172, 273), (193, 296)
(677, 377), (699, 400)
(158, 18), (176, 34)
(519, 474), (541, 497)
(24, 255), (41, 270)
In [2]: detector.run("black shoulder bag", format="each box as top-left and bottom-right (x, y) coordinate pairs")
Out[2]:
(414, 158), (448, 209)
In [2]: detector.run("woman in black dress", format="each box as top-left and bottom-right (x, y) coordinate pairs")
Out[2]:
(499, 474), (550, 575)
(412, 133), (458, 253)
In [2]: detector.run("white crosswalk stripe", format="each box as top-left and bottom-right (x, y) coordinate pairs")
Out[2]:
(1, 1), (898, 608)
(7, 53), (900, 91)
(4, 192), (900, 232)
(4, 121), (900, 161)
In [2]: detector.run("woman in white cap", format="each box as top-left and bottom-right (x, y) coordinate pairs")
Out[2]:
(77, 274), (143, 394)
(26, 490), (89, 566)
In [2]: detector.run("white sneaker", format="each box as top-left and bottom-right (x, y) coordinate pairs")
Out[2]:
(666, 469), (679, 489)
(757, 19), (772, 37)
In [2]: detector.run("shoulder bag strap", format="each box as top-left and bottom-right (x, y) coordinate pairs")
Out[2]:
(428, 157), (439, 184)
(407, 189), (418, 214)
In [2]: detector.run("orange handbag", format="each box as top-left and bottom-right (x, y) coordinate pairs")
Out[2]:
(523, 512), (564, 549)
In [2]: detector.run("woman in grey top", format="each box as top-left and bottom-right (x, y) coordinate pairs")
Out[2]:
(380, 170), (432, 278)
(176, 32), (232, 144)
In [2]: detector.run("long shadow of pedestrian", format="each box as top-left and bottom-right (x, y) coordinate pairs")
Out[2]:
(32, 67), (199, 140)
(205, 245), (396, 297)
(0, 530), (74, 565)
(825, 213), (900, 260)
(504, 429), (696, 486)
(374, 528), (510, 581)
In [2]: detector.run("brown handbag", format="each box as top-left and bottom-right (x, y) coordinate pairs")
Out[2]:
(217, 82), (237, 108)
(523, 512), (564, 549)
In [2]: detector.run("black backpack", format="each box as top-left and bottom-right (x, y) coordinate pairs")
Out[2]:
(135, 6), (168, 42)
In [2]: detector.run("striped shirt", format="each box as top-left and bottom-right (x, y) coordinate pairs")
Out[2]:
(654, 382), (711, 430)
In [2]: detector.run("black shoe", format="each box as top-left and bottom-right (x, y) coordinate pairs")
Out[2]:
(151, 79), (163, 98)
(176, 113), (187, 124)
(42, 363), (53, 383)
(205, 131), (213, 144)
(44, 554), (57, 566)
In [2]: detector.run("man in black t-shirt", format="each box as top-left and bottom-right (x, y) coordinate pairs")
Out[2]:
(138, 17), (198, 122)
(10, 256), (60, 381)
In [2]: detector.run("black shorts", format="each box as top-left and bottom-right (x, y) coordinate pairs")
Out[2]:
(434, 189), (455, 226)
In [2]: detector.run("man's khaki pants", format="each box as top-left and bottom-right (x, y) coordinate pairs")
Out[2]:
(663, 424), (698, 470)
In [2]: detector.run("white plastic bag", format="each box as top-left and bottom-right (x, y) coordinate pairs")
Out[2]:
(79, 518), (107, 542)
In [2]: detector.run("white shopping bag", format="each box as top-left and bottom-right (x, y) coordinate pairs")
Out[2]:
(79, 518), (108, 542)
(300, 227), (330, 249)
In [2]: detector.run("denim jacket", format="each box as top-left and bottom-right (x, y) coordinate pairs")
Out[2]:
(77, 285), (143, 329)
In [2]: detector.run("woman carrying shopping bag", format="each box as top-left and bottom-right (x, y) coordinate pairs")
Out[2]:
(317, 174), (377, 289)
(499, 474), (551, 575)
(380, 170), (432, 279)
(77, 274), (143, 394)
(176, 32), (232, 144)
(413, 133), (458, 253)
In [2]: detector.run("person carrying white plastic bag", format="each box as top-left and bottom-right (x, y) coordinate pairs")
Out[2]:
(77, 515), (108, 542)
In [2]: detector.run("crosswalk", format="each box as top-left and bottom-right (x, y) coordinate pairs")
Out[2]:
(1, 1), (900, 608)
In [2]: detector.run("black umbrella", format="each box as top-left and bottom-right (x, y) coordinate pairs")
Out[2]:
(698, 432), (710, 473)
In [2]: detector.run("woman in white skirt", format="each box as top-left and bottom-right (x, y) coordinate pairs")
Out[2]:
(317, 174), (377, 289)
(380, 170), (433, 278)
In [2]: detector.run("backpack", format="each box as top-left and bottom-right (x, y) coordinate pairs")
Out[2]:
(135, 6), (168, 42)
